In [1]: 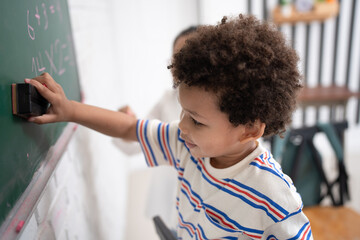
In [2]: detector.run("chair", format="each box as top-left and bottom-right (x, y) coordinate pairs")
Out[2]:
(153, 216), (177, 240)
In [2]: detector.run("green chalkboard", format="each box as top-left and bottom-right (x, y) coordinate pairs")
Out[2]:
(0, 0), (81, 225)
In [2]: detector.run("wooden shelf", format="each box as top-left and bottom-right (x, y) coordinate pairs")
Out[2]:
(298, 85), (360, 106)
(272, 1), (339, 24)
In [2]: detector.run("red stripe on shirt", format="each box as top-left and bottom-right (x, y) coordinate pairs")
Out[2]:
(139, 120), (154, 167)
(181, 182), (201, 209)
(178, 217), (195, 236)
(161, 124), (173, 166)
(301, 224), (311, 240)
(226, 182), (284, 219)
(205, 208), (236, 230)
(199, 159), (284, 220)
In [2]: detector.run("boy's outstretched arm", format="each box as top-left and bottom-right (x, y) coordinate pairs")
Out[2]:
(25, 73), (138, 141)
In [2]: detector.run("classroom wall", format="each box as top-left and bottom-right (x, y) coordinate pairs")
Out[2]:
(17, 0), (122, 238)
(17, 1), (360, 240)
(51, 0), (198, 239)
(19, 0), (199, 239)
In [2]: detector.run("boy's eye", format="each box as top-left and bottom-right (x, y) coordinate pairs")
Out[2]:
(191, 117), (203, 126)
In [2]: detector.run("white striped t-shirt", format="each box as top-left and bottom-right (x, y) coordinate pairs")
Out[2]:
(136, 119), (313, 240)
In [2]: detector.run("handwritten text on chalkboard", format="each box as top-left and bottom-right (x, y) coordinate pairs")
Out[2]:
(27, 2), (74, 77)
(27, 2), (63, 40)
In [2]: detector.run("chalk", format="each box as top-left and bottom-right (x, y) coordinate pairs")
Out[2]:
(15, 220), (25, 233)
(11, 83), (49, 119)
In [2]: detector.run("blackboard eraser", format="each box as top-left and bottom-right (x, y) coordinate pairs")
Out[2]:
(11, 83), (49, 119)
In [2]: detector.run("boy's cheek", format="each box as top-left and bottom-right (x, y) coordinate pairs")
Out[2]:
(188, 148), (202, 158)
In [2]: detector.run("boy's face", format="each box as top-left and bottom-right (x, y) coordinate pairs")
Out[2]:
(178, 84), (250, 165)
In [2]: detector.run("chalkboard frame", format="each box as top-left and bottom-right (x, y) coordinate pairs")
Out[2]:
(0, 123), (78, 239)
(0, 0), (82, 236)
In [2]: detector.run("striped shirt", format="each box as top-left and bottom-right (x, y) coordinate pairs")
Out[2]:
(137, 119), (313, 240)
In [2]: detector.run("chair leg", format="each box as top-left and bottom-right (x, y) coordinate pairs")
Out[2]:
(153, 216), (177, 240)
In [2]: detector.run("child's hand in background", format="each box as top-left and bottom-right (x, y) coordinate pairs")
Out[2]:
(25, 72), (74, 124)
(118, 105), (136, 118)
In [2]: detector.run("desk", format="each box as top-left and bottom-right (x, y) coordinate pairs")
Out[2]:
(303, 206), (360, 240)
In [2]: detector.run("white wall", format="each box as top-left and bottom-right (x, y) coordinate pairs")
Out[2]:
(17, 1), (199, 239)
(68, 0), (199, 239)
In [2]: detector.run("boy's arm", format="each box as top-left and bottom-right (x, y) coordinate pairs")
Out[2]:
(25, 73), (138, 141)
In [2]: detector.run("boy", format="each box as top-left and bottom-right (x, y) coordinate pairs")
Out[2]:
(26, 14), (312, 239)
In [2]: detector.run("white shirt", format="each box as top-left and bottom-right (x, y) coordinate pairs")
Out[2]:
(137, 119), (313, 239)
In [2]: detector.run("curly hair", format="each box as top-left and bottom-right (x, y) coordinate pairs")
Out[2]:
(169, 14), (302, 137)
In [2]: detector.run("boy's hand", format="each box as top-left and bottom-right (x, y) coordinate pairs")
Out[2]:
(25, 72), (74, 124)
(24, 73), (138, 140)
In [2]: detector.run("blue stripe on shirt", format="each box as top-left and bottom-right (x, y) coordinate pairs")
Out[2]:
(157, 123), (168, 162)
(144, 120), (158, 166)
(250, 162), (291, 188)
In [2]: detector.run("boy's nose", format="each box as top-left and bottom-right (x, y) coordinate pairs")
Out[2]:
(178, 111), (188, 134)
(178, 118), (186, 133)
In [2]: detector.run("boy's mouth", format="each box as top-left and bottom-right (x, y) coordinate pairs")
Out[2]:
(185, 141), (196, 149)
(180, 133), (197, 149)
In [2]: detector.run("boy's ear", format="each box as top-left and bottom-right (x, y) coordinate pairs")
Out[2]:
(238, 120), (265, 143)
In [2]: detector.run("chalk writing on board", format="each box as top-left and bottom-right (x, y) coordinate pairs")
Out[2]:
(27, 1), (71, 77)
(27, 10), (35, 40)
(27, 2), (63, 41)
(31, 38), (72, 77)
